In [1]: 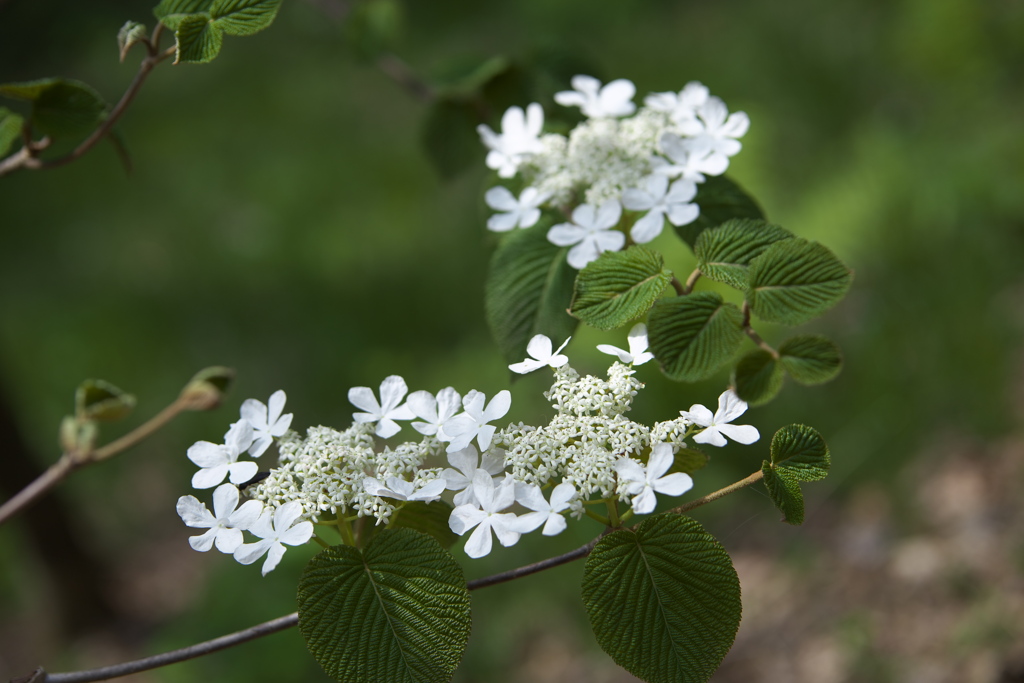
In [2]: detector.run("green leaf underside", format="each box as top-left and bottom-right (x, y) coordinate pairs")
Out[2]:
(694, 218), (793, 290)
(297, 529), (471, 683)
(175, 15), (223, 64)
(746, 238), (853, 326)
(380, 501), (459, 549)
(154, 0), (212, 29)
(761, 462), (805, 525)
(210, 0), (282, 36)
(648, 293), (744, 382)
(582, 515), (742, 683)
(769, 424), (830, 481)
(0, 107), (23, 157)
(0, 79), (106, 139)
(485, 220), (578, 365)
(732, 349), (784, 406)
(673, 447), (709, 475)
(779, 335), (842, 385)
(571, 246), (672, 330)
(675, 175), (764, 249)
(75, 379), (135, 422)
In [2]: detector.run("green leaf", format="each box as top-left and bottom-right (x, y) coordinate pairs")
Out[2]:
(673, 447), (709, 475)
(694, 218), (793, 290)
(344, 0), (404, 61)
(118, 21), (149, 62)
(779, 335), (843, 385)
(0, 107), (24, 157)
(174, 14), (223, 64)
(570, 246), (672, 330)
(432, 55), (511, 98)
(421, 98), (480, 179)
(647, 292), (744, 382)
(376, 501), (459, 549)
(0, 79), (106, 139)
(746, 238), (853, 326)
(75, 379), (136, 422)
(675, 175), (764, 249)
(297, 529), (471, 683)
(210, 0), (282, 36)
(154, 0), (213, 29)
(485, 219), (578, 365)
(179, 365), (235, 410)
(582, 514), (742, 683)
(732, 349), (784, 406)
(769, 424), (830, 481)
(761, 462), (804, 525)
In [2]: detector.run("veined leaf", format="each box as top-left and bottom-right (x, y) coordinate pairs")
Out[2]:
(732, 349), (784, 406)
(779, 335), (842, 385)
(746, 238), (853, 326)
(675, 175), (764, 249)
(769, 424), (829, 481)
(0, 107), (24, 157)
(154, 0), (213, 30)
(571, 246), (672, 330)
(761, 462), (804, 525)
(694, 218), (793, 290)
(175, 14), (223, 64)
(0, 78), (106, 139)
(648, 293), (744, 382)
(210, 0), (282, 36)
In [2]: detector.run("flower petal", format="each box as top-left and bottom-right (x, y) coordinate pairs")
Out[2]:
(716, 423), (760, 445)
(484, 185), (518, 211)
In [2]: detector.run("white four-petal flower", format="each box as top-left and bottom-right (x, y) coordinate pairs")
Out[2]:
(363, 476), (447, 503)
(442, 389), (512, 453)
(511, 481), (575, 536)
(406, 387), (461, 439)
(348, 375), (416, 439)
(547, 199), (625, 270)
(596, 323), (655, 366)
(680, 390), (760, 447)
(187, 420), (259, 489)
(477, 104), (545, 178)
(621, 174), (700, 243)
(652, 132), (726, 182)
(614, 443), (693, 514)
(644, 81), (709, 130)
(176, 483), (264, 553)
(555, 75), (636, 119)
(448, 471), (521, 558)
(232, 501), (314, 576)
(688, 96), (750, 166)
(485, 186), (550, 231)
(509, 334), (571, 374)
(441, 444), (507, 506)
(240, 390), (293, 457)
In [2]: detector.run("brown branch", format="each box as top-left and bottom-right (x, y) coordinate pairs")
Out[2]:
(740, 301), (779, 359)
(669, 469), (764, 515)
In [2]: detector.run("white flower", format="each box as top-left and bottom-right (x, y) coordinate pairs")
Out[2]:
(176, 483), (264, 553)
(688, 96), (749, 166)
(511, 481), (575, 536)
(443, 389), (512, 453)
(348, 375), (416, 439)
(555, 75), (636, 119)
(644, 81), (709, 129)
(596, 323), (655, 366)
(547, 199), (625, 269)
(441, 444), (507, 506)
(614, 443), (693, 514)
(509, 334), (571, 374)
(680, 389), (760, 447)
(477, 103), (545, 178)
(362, 476), (447, 503)
(485, 186), (550, 231)
(233, 501), (314, 576)
(448, 472), (521, 558)
(652, 132), (727, 182)
(240, 390), (293, 457)
(187, 420), (259, 489)
(621, 174), (699, 243)
(406, 387), (461, 439)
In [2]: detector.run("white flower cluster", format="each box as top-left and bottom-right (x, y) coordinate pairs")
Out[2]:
(479, 75), (749, 269)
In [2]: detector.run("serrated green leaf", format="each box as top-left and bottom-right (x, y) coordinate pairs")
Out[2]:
(485, 219), (578, 365)
(694, 218), (793, 290)
(648, 292), (744, 382)
(673, 447), (708, 475)
(0, 79), (106, 139)
(675, 175), (764, 249)
(373, 501), (459, 549)
(421, 98), (480, 179)
(570, 246), (672, 330)
(297, 529), (471, 683)
(746, 238), (853, 326)
(761, 461), (804, 524)
(174, 14), (223, 64)
(154, 0), (212, 30)
(210, 0), (281, 36)
(118, 21), (149, 62)
(582, 514), (742, 683)
(732, 349), (784, 406)
(779, 335), (843, 385)
(0, 107), (23, 157)
(769, 424), (830, 481)
(75, 379), (136, 422)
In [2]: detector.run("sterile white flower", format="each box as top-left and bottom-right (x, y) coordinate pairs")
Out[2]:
(362, 476), (447, 503)
(406, 387), (461, 439)
(348, 375), (416, 439)
(555, 75), (636, 119)
(441, 444), (507, 506)
(511, 481), (575, 536)
(485, 186), (550, 231)
(688, 96), (749, 167)
(443, 389), (512, 453)
(680, 389), (760, 447)
(547, 199), (625, 269)
(448, 471), (520, 558)
(653, 132), (726, 182)
(509, 334), (571, 374)
(614, 443), (693, 514)
(187, 420), (259, 489)
(621, 174), (699, 243)
(233, 501), (314, 576)
(477, 103), (545, 178)
(644, 81), (709, 130)
(596, 323), (655, 366)
(176, 483), (264, 553)
(240, 390), (293, 457)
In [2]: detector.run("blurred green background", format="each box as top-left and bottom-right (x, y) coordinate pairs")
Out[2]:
(1, 0), (1023, 681)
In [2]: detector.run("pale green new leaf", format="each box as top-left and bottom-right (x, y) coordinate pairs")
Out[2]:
(674, 175), (764, 249)
(761, 461), (804, 525)
(0, 107), (23, 157)
(732, 349), (784, 406)
(154, 0), (213, 30)
(769, 424), (830, 481)
(672, 447), (708, 475)
(571, 246), (672, 330)
(694, 218), (793, 290)
(117, 21), (149, 62)
(647, 293), (744, 382)
(0, 78), (107, 139)
(175, 14), (223, 64)
(210, 0), (282, 36)
(582, 514), (742, 683)
(75, 379), (136, 422)
(297, 529), (471, 683)
(779, 334), (843, 385)
(746, 238), (853, 326)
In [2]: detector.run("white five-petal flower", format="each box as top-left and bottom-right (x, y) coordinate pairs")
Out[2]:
(614, 443), (693, 514)
(477, 104), (545, 178)
(348, 375), (416, 439)
(509, 334), (571, 374)
(555, 75), (636, 119)
(621, 174), (700, 243)
(441, 444), (507, 506)
(511, 481), (575, 536)
(363, 476), (447, 503)
(680, 390), (760, 447)
(232, 501), (314, 576)
(596, 323), (655, 366)
(240, 390), (293, 457)
(176, 483), (264, 553)
(547, 199), (625, 269)
(485, 186), (550, 231)
(406, 387), (461, 439)
(187, 420), (259, 489)
(448, 471), (521, 558)
(443, 389), (512, 453)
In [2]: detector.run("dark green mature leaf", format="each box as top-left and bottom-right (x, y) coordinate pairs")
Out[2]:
(0, 107), (23, 157)
(485, 220), (578, 365)
(582, 514), (742, 683)
(298, 529), (471, 683)
(210, 0), (282, 36)
(0, 79), (106, 139)
(761, 462), (804, 524)
(175, 14), (223, 64)
(75, 379), (135, 422)
(746, 238), (853, 326)
(732, 349), (784, 406)
(779, 335), (843, 385)
(571, 246), (672, 330)
(154, 0), (213, 30)
(369, 501), (459, 549)
(769, 424), (829, 481)
(117, 21), (149, 62)
(675, 175), (764, 249)
(694, 218), (793, 290)
(421, 99), (480, 179)
(648, 293), (744, 382)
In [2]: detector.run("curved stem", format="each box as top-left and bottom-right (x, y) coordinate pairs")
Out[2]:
(741, 301), (779, 359)
(669, 469), (764, 515)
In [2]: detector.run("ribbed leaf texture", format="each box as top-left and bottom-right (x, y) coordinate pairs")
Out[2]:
(153, 0), (212, 29)
(0, 107), (24, 157)
(485, 220), (578, 365)
(210, 0), (282, 36)
(674, 175), (764, 249)
(761, 424), (830, 525)
(571, 246), (672, 330)
(779, 335), (843, 385)
(647, 293), (744, 382)
(732, 349), (784, 406)
(175, 15), (223, 64)
(0, 78), (106, 139)
(761, 462), (804, 524)
(746, 238), (853, 325)
(297, 529), (471, 683)
(582, 515), (742, 683)
(365, 501), (459, 549)
(694, 218), (793, 290)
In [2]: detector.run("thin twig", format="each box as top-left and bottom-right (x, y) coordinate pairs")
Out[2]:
(466, 537), (599, 590)
(740, 301), (779, 359)
(681, 268), (701, 295)
(375, 53), (434, 103)
(669, 469), (764, 515)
